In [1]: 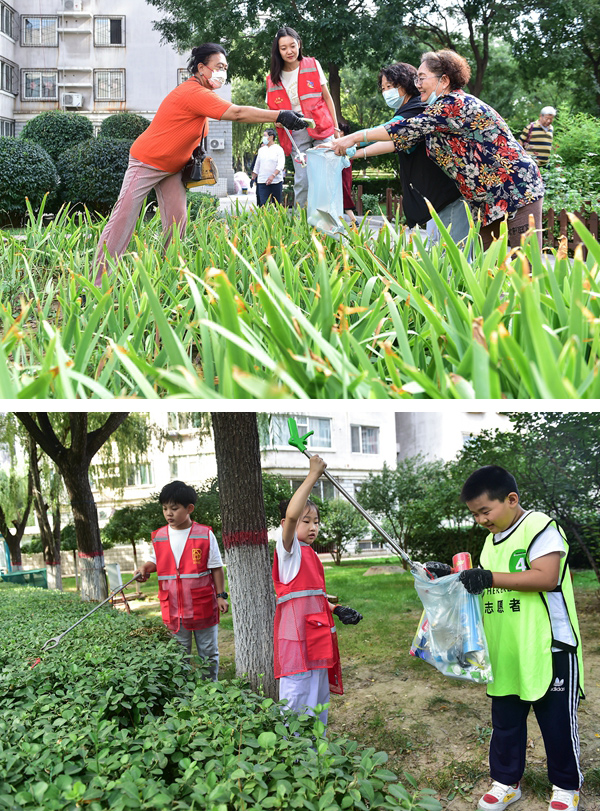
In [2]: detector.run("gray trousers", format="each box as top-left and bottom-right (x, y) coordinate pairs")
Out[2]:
(173, 624), (219, 681)
(290, 128), (333, 208)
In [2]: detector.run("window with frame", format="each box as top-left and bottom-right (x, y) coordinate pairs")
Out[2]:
(94, 16), (124, 46)
(1, 59), (16, 94)
(290, 477), (335, 501)
(126, 463), (153, 487)
(350, 425), (379, 454)
(23, 70), (58, 100)
(94, 69), (125, 101)
(167, 413), (194, 431)
(270, 414), (332, 449)
(22, 16), (58, 47)
(177, 68), (189, 85)
(0, 117), (14, 136)
(1, 3), (15, 39)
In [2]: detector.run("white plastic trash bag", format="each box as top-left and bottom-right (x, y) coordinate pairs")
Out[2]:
(410, 570), (493, 684)
(306, 147), (350, 237)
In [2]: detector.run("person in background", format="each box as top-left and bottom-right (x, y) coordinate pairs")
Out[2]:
(233, 169), (251, 194)
(266, 26), (339, 207)
(252, 128), (286, 206)
(519, 106), (556, 167)
(333, 50), (545, 251)
(93, 42), (309, 285)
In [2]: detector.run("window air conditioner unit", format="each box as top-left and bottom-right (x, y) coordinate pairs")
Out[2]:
(62, 92), (83, 107)
(64, 0), (83, 11)
(209, 137), (225, 151)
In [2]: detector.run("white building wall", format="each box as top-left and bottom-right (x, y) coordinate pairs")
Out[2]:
(395, 411), (511, 462)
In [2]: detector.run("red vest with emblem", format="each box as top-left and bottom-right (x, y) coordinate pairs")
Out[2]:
(152, 522), (219, 632)
(266, 56), (335, 156)
(272, 542), (343, 694)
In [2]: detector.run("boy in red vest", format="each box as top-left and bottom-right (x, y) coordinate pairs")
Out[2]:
(135, 481), (228, 680)
(273, 455), (362, 725)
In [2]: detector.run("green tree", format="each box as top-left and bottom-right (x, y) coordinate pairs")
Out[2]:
(318, 499), (368, 565)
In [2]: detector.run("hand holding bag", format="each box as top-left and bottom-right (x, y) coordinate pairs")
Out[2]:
(182, 145), (219, 189)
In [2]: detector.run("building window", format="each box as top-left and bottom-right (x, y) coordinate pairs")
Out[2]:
(22, 16), (58, 47)
(94, 69), (125, 101)
(351, 425), (379, 454)
(270, 414), (331, 449)
(1, 3), (15, 39)
(0, 117), (14, 136)
(291, 477), (335, 501)
(167, 413), (194, 431)
(22, 70), (58, 100)
(94, 16), (124, 46)
(177, 68), (189, 85)
(126, 463), (153, 487)
(1, 59), (16, 94)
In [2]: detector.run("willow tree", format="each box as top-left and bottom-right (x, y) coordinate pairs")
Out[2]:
(211, 412), (277, 698)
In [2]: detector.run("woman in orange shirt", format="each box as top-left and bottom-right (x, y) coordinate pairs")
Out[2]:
(94, 42), (309, 285)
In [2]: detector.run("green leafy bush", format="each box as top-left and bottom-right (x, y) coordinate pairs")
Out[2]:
(56, 138), (132, 214)
(0, 138), (58, 223)
(555, 111), (600, 168)
(20, 110), (93, 163)
(99, 113), (150, 141)
(541, 156), (600, 214)
(187, 191), (220, 218)
(0, 586), (441, 811)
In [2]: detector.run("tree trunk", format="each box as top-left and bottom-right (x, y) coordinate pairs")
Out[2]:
(327, 62), (345, 126)
(0, 469), (33, 572)
(211, 412), (277, 699)
(63, 466), (107, 601)
(73, 550), (79, 591)
(29, 437), (62, 591)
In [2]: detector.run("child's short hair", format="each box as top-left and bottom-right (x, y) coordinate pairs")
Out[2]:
(279, 497), (320, 521)
(159, 480), (197, 507)
(460, 465), (519, 503)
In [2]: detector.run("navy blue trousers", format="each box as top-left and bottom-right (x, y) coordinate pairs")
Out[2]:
(256, 181), (283, 207)
(489, 651), (582, 790)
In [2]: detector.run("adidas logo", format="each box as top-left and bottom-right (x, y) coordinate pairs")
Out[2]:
(550, 677), (565, 692)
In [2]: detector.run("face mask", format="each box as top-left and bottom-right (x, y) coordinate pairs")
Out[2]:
(382, 88), (405, 109)
(262, 136), (269, 145)
(426, 79), (442, 106)
(207, 69), (227, 89)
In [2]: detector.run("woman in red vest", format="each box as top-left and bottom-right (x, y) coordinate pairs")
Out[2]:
(273, 455), (362, 726)
(266, 27), (339, 207)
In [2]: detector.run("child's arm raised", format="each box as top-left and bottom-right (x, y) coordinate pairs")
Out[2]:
(282, 455), (327, 552)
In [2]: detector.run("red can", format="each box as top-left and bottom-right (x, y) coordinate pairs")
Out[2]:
(452, 552), (472, 572)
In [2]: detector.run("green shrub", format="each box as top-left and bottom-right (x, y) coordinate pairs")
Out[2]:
(360, 192), (384, 213)
(0, 138), (58, 223)
(555, 111), (600, 168)
(99, 113), (150, 141)
(56, 138), (132, 214)
(541, 156), (600, 214)
(20, 110), (93, 163)
(0, 586), (440, 811)
(187, 190), (220, 218)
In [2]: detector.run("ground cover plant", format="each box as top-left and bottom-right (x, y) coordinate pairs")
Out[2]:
(0, 584), (442, 811)
(2, 200), (600, 398)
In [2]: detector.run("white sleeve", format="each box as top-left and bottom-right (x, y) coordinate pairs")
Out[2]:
(276, 529), (302, 584)
(207, 531), (224, 568)
(147, 548), (156, 564)
(315, 59), (328, 87)
(529, 526), (567, 562)
(276, 146), (285, 173)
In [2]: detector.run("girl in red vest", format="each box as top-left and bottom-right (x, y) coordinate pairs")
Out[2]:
(273, 455), (362, 726)
(266, 27), (340, 208)
(136, 481), (229, 680)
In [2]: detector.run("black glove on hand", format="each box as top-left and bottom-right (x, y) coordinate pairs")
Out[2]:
(458, 568), (493, 595)
(276, 110), (310, 131)
(333, 605), (363, 625)
(424, 561), (453, 579)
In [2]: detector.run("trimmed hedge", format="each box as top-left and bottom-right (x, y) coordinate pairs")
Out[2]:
(20, 111), (93, 164)
(56, 138), (132, 214)
(99, 113), (150, 141)
(0, 138), (58, 222)
(0, 586), (441, 811)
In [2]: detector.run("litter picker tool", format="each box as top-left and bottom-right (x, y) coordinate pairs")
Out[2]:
(283, 127), (307, 167)
(287, 417), (430, 578)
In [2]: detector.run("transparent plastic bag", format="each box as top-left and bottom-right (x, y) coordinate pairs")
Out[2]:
(410, 570), (493, 684)
(306, 147), (350, 238)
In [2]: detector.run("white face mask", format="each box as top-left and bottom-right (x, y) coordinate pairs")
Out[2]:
(262, 136), (269, 145)
(207, 68), (227, 89)
(382, 88), (405, 110)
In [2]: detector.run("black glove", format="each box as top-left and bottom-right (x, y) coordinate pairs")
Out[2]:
(458, 568), (493, 595)
(276, 110), (310, 131)
(424, 561), (453, 579)
(333, 605), (363, 625)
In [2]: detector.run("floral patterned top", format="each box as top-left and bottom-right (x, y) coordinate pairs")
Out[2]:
(384, 92), (544, 227)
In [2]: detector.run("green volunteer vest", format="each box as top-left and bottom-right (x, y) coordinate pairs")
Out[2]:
(480, 511), (584, 701)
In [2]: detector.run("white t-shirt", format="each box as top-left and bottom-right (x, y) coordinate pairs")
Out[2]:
(148, 526), (223, 569)
(493, 510), (575, 647)
(253, 143), (285, 183)
(275, 527), (303, 584)
(266, 59), (328, 112)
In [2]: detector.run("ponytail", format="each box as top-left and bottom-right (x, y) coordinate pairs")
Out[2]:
(187, 43), (227, 75)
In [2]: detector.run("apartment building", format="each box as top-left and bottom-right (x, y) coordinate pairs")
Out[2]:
(0, 0), (234, 193)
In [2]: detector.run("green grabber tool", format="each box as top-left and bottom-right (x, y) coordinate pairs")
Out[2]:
(287, 417), (430, 579)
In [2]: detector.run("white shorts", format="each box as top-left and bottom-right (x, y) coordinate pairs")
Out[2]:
(279, 668), (330, 725)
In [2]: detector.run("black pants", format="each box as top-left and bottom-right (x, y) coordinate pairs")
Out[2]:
(256, 181), (283, 207)
(489, 651), (582, 790)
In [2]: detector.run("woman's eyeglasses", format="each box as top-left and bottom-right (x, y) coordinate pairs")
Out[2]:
(415, 74), (441, 86)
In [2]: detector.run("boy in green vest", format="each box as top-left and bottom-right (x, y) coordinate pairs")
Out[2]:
(456, 466), (584, 811)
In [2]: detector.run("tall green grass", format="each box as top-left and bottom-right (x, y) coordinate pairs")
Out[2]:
(1, 200), (599, 398)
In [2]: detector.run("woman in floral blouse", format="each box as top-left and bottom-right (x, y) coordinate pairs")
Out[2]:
(333, 50), (544, 250)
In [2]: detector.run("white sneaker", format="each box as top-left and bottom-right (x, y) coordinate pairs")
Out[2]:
(478, 781), (522, 810)
(549, 786), (580, 811)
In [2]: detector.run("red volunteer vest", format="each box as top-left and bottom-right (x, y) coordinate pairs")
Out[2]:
(266, 56), (335, 156)
(272, 542), (343, 694)
(152, 522), (219, 632)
